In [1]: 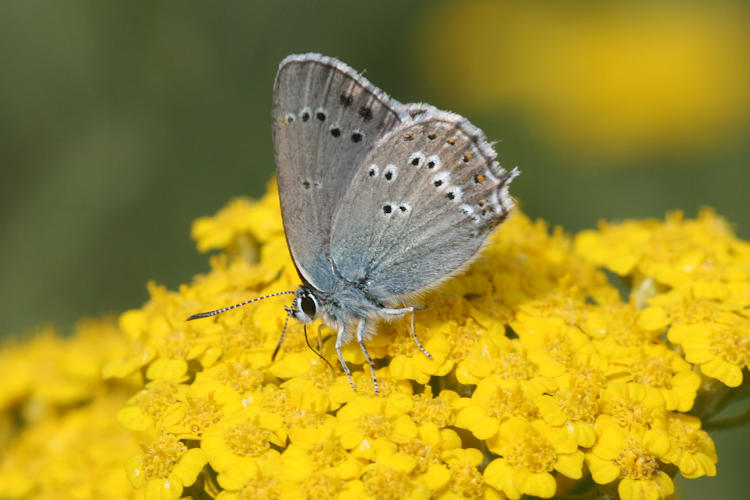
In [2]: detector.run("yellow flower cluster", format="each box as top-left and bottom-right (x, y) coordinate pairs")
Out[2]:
(576, 210), (750, 388)
(0, 320), (142, 499)
(3, 183), (747, 499)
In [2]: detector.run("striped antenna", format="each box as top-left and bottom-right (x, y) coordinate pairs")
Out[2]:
(186, 291), (296, 320)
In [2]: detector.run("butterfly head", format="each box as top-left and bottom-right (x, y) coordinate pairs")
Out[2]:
(290, 285), (321, 323)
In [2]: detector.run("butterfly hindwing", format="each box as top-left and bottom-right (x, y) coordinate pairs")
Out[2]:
(328, 106), (517, 303)
(272, 54), (407, 289)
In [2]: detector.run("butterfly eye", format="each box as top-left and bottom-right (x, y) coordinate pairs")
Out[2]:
(300, 294), (317, 317)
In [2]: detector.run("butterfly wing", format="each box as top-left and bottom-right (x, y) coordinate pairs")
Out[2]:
(328, 105), (518, 303)
(272, 54), (408, 290)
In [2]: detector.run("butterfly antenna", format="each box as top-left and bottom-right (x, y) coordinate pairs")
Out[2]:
(186, 291), (296, 321)
(303, 324), (335, 372)
(271, 306), (293, 361)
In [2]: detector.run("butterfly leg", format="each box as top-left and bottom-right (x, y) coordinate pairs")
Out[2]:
(356, 319), (380, 395)
(335, 325), (355, 391)
(381, 306), (433, 360)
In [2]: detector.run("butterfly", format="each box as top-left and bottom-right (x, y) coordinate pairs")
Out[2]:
(189, 54), (519, 394)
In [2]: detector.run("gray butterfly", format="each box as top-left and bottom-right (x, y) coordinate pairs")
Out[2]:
(190, 53), (519, 394)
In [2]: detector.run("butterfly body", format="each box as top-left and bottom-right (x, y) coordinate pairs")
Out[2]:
(270, 54), (519, 392)
(290, 281), (387, 341)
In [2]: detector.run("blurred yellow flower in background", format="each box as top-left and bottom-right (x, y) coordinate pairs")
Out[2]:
(418, 1), (750, 160)
(0, 321), (142, 499)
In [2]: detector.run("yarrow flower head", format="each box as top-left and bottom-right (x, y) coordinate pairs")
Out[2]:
(3, 183), (748, 499)
(0, 320), (142, 499)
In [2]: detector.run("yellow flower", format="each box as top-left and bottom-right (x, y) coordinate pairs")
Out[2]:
(419, 2), (750, 158)
(668, 305), (749, 387)
(516, 316), (598, 375)
(387, 323), (454, 384)
(116, 283), (218, 384)
(194, 361), (265, 397)
(126, 432), (207, 500)
(454, 331), (540, 385)
(408, 387), (458, 429)
(636, 210), (749, 293)
(369, 439), (440, 490)
(191, 185), (284, 253)
(0, 394), (141, 500)
(351, 462), (420, 500)
(201, 407), (284, 490)
(483, 417), (583, 499)
(335, 394), (417, 459)
(662, 413), (717, 479)
(117, 380), (188, 434)
(452, 318), (508, 384)
(575, 220), (659, 277)
(442, 448), (506, 500)
(534, 366), (604, 448)
(253, 384), (332, 441)
(618, 344), (701, 412)
(598, 382), (668, 434)
(579, 303), (664, 364)
(280, 403), (476, 498)
(0, 320), (130, 414)
(328, 366), (413, 407)
(454, 376), (548, 442)
(8, 184), (747, 499)
(339, 428), (485, 500)
(281, 419), (363, 484)
(576, 209), (750, 298)
(212, 452), (295, 500)
(0, 340), (32, 414)
(587, 416), (674, 500)
(160, 380), (243, 439)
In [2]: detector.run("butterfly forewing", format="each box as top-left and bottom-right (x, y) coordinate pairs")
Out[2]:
(328, 107), (517, 303)
(272, 54), (407, 290)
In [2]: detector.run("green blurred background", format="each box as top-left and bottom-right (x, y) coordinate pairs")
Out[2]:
(0, 1), (747, 496)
